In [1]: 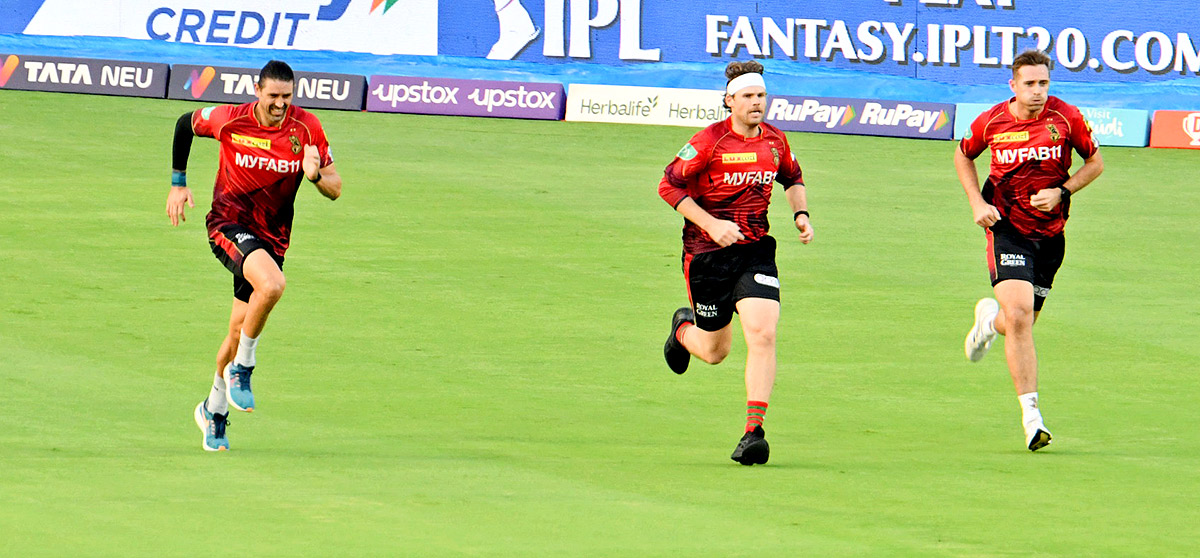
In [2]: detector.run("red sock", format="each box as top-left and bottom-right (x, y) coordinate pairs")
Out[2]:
(674, 321), (692, 344)
(746, 400), (768, 432)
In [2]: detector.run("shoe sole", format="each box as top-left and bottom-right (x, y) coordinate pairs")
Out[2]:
(1028, 429), (1052, 451)
(194, 402), (227, 452)
(732, 439), (770, 466)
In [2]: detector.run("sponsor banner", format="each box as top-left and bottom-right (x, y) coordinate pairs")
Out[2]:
(437, 0), (1200, 85)
(766, 96), (954, 140)
(168, 65), (365, 110)
(565, 84), (728, 128)
(955, 102), (1149, 147)
(9, 0), (435, 55)
(0, 53), (167, 98)
(366, 76), (564, 120)
(1149, 110), (1200, 149)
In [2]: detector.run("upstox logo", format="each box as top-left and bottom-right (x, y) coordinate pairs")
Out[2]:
(0, 55), (18, 87)
(184, 66), (216, 98)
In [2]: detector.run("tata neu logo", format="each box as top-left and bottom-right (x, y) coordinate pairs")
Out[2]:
(0, 55), (18, 87)
(184, 67), (216, 99)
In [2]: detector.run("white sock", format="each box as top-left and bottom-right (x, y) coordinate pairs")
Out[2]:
(207, 371), (229, 415)
(983, 314), (998, 336)
(1018, 392), (1043, 427)
(234, 331), (258, 368)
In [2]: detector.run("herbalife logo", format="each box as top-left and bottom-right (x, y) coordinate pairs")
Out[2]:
(580, 96), (658, 117)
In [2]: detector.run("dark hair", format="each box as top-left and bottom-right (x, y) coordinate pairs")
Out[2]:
(725, 60), (764, 83)
(259, 60), (295, 85)
(1012, 50), (1051, 77)
(723, 61), (764, 108)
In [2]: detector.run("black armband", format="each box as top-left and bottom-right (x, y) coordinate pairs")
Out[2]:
(172, 112), (195, 173)
(309, 172), (323, 184)
(793, 210), (809, 220)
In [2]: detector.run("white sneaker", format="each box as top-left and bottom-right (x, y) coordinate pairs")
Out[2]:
(965, 298), (1000, 362)
(1025, 421), (1052, 451)
(487, 26), (540, 60)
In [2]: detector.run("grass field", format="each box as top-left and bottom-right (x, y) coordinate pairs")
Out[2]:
(2, 89), (1199, 556)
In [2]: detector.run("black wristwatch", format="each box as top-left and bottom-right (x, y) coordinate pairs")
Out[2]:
(1057, 186), (1071, 200)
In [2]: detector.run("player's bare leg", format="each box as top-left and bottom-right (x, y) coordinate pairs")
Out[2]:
(221, 250), (285, 412)
(727, 297), (779, 465)
(993, 279), (1051, 450)
(679, 322), (733, 365)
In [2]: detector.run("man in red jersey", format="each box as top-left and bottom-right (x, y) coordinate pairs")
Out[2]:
(956, 50), (1103, 452)
(659, 60), (814, 466)
(165, 60), (343, 451)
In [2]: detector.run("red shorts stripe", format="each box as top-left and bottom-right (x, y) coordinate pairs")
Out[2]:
(682, 252), (695, 307)
(984, 228), (997, 283)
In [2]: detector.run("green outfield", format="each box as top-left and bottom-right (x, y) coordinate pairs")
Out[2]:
(2, 89), (1198, 556)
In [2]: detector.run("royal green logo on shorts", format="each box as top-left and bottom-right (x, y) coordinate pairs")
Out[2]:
(201, 106), (215, 120)
(677, 144), (698, 160)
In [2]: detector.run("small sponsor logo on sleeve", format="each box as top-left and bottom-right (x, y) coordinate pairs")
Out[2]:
(200, 106), (215, 120)
(677, 143), (698, 160)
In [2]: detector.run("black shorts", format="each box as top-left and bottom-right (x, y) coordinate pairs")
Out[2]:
(208, 224), (284, 303)
(986, 222), (1064, 311)
(682, 235), (780, 331)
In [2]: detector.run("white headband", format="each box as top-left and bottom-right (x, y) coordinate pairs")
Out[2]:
(726, 72), (766, 95)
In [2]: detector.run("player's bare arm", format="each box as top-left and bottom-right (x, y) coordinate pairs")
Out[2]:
(784, 183), (813, 244)
(167, 111), (197, 226)
(1030, 152), (1104, 212)
(955, 146), (1001, 228)
(303, 144), (342, 200)
(675, 197), (744, 247)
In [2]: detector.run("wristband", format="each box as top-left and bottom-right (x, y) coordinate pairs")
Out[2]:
(309, 172), (322, 184)
(171, 170), (187, 188)
(793, 210), (809, 220)
(1057, 186), (1071, 200)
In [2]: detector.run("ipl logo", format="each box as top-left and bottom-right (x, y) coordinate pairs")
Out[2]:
(1183, 113), (1200, 146)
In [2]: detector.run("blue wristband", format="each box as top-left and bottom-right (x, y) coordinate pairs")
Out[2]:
(171, 170), (187, 187)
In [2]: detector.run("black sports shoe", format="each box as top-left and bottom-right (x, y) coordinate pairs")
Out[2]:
(731, 426), (770, 465)
(663, 307), (695, 374)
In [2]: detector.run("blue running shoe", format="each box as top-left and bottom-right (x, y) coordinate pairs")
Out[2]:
(224, 363), (255, 412)
(194, 400), (229, 451)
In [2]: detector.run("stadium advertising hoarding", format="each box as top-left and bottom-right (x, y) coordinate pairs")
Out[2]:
(1148, 111), (1200, 149)
(0, 53), (167, 98)
(366, 76), (565, 120)
(167, 65), (365, 110)
(6, 1), (1200, 85)
(565, 84), (728, 128)
(953, 103), (1150, 147)
(3, 0), (436, 55)
(766, 95), (954, 140)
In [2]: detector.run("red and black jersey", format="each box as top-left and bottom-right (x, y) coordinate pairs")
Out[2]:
(192, 102), (333, 257)
(960, 96), (1098, 239)
(659, 118), (804, 254)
